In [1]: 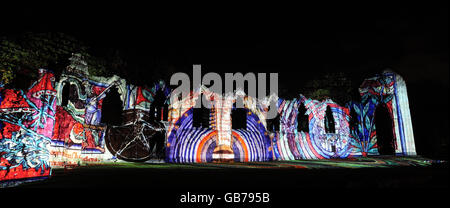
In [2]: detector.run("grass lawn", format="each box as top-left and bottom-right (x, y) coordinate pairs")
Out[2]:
(5, 156), (445, 189)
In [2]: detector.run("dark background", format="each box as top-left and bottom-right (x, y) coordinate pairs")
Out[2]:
(1, 3), (448, 159)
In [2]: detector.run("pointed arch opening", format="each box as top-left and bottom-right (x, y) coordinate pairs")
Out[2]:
(375, 103), (395, 155)
(193, 93), (211, 128)
(324, 105), (336, 133)
(232, 98), (247, 130)
(267, 112), (280, 132)
(297, 102), (309, 132)
(61, 82), (70, 107)
(349, 107), (359, 132)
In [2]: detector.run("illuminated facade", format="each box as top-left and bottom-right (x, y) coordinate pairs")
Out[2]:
(1, 54), (416, 183)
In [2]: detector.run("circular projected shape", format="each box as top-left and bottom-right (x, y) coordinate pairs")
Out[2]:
(105, 120), (166, 162)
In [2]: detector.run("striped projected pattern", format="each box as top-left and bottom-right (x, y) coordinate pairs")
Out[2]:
(274, 96), (353, 160)
(166, 106), (272, 163)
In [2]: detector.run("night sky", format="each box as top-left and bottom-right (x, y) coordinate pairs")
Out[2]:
(2, 3), (449, 158)
(64, 4), (448, 89)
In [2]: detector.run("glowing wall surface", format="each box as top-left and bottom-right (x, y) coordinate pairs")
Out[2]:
(271, 71), (416, 160)
(166, 88), (273, 163)
(1, 69), (55, 181)
(50, 56), (172, 166)
(1, 54), (416, 184)
(273, 96), (354, 160)
(348, 70), (416, 156)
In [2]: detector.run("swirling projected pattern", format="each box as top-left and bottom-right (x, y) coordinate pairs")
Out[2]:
(232, 109), (272, 162)
(166, 107), (272, 163)
(166, 108), (213, 163)
(274, 96), (353, 160)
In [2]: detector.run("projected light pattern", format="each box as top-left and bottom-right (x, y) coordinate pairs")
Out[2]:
(166, 90), (272, 163)
(1, 54), (417, 185)
(51, 54), (172, 166)
(348, 70), (415, 156)
(274, 95), (353, 160)
(1, 69), (55, 181)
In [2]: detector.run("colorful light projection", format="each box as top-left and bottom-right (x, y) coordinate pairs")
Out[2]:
(51, 55), (172, 165)
(273, 95), (353, 160)
(1, 54), (417, 184)
(347, 70), (415, 156)
(0, 69), (55, 181)
(166, 88), (273, 163)
(105, 81), (171, 162)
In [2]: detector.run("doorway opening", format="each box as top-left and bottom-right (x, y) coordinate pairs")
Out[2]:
(375, 103), (395, 155)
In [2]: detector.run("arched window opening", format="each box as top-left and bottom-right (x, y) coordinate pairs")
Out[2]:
(101, 87), (123, 126)
(324, 105), (336, 133)
(267, 113), (280, 132)
(232, 98), (247, 130)
(375, 103), (395, 155)
(150, 89), (167, 121)
(349, 107), (359, 131)
(68, 84), (85, 109)
(61, 82), (70, 107)
(297, 102), (309, 132)
(162, 104), (169, 121)
(193, 93), (210, 128)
